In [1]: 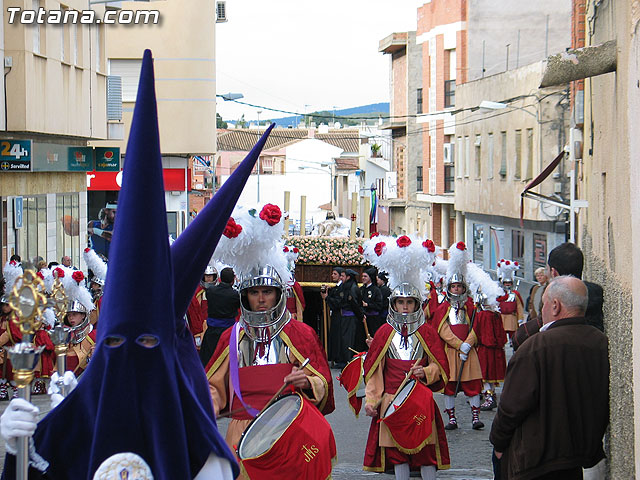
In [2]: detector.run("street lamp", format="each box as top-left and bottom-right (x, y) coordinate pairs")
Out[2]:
(478, 100), (537, 118)
(216, 92), (244, 101)
(257, 110), (262, 126)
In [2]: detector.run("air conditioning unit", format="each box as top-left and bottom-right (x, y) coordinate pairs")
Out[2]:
(216, 1), (227, 22)
(443, 143), (453, 164)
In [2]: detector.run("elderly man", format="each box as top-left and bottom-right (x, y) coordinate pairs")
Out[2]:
(490, 276), (609, 480)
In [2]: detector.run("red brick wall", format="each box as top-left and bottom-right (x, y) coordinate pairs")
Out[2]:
(570, 0), (586, 117)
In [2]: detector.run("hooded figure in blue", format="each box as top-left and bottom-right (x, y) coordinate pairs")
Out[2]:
(1, 50), (275, 479)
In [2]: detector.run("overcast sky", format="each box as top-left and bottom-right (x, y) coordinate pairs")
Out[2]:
(215, 0), (424, 122)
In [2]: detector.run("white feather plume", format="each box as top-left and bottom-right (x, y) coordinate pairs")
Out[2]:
(83, 248), (108, 282)
(2, 261), (23, 296)
(39, 268), (55, 294)
(213, 204), (291, 285)
(41, 307), (56, 328)
(467, 262), (505, 309)
(56, 266), (94, 312)
(362, 234), (436, 299)
(496, 259), (519, 281)
(446, 242), (470, 284)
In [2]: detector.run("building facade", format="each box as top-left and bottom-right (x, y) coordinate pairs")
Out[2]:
(0, 0), (111, 269)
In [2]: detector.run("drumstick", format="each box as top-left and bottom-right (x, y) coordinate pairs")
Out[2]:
(260, 358), (311, 414)
(362, 317), (372, 339)
(218, 358), (311, 420)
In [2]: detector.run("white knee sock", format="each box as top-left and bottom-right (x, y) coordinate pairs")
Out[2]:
(444, 395), (455, 410)
(483, 382), (491, 391)
(469, 394), (480, 408)
(394, 463), (410, 480)
(420, 465), (436, 480)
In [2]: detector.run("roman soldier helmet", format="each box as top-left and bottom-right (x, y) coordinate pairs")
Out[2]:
(84, 247), (108, 288)
(497, 259), (519, 287)
(214, 203), (292, 343)
(55, 265), (95, 343)
(446, 242), (471, 305)
(466, 262), (504, 312)
(1, 260), (23, 304)
(362, 234), (437, 337)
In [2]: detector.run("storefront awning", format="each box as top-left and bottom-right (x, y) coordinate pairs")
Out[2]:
(520, 151), (569, 225)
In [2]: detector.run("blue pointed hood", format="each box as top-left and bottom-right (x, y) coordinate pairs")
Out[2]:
(29, 50), (238, 480)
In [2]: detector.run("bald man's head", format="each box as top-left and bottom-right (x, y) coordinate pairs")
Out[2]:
(541, 275), (588, 324)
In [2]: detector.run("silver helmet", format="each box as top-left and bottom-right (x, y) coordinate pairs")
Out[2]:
(239, 265), (290, 342)
(446, 274), (468, 306)
(387, 282), (425, 336)
(65, 300), (91, 344)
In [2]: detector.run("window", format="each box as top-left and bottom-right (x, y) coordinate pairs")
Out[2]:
(96, 25), (103, 71)
(526, 128), (534, 180)
(444, 165), (455, 193)
(512, 229), (525, 275)
(499, 131), (507, 177)
(456, 137), (463, 178)
(444, 49), (456, 108)
(514, 130), (522, 180)
(473, 224), (484, 263)
(109, 59), (142, 102)
(56, 193), (81, 268)
(464, 136), (470, 177)
(444, 80), (456, 108)
(32, 0), (42, 55)
(167, 212), (178, 238)
(416, 166), (423, 192)
(417, 88), (423, 115)
(474, 134), (481, 178)
(487, 133), (494, 179)
(533, 233), (547, 270)
(72, 21), (78, 65)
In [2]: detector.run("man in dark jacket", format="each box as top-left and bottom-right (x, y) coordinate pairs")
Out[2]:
(199, 267), (240, 366)
(341, 269), (366, 354)
(322, 266), (344, 366)
(490, 276), (609, 480)
(513, 242), (604, 351)
(360, 267), (383, 336)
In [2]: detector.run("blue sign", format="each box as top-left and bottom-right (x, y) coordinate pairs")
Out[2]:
(0, 140), (31, 172)
(13, 197), (23, 229)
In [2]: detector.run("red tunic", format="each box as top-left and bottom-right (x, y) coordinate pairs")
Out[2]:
(286, 281), (306, 320)
(475, 310), (507, 383)
(362, 323), (450, 473)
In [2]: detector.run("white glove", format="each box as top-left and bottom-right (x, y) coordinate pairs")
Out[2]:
(1, 398), (39, 454)
(460, 342), (472, 354)
(48, 371), (78, 409)
(459, 352), (468, 361)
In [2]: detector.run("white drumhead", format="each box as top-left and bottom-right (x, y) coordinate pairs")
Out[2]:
(237, 394), (302, 459)
(383, 379), (416, 418)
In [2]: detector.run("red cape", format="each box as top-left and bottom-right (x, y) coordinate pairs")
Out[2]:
(206, 319), (335, 415)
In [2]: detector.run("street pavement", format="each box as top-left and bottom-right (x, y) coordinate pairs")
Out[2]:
(0, 367), (500, 479)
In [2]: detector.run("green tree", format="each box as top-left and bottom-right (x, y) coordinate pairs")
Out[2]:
(216, 113), (227, 129)
(236, 114), (247, 128)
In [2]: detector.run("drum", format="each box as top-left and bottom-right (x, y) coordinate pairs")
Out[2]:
(381, 378), (435, 454)
(237, 393), (336, 480)
(338, 354), (365, 416)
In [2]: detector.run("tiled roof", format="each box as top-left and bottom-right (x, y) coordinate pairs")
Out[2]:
(335, 157), (359, 170)
(217, 128), (361, 154)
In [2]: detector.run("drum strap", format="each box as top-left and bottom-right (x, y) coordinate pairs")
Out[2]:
(229, 324), (260, 418)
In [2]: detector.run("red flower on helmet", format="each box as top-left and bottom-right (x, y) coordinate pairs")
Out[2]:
(259, 204), (282, 226)
(54, 267), (64, 278)
(72, 271), (84, 284)
(422, 239), (436, 252)
(505, 260), (511, 265)
(37, 271), (44, 280)
(514, 261), (519, 266)
(396, 235), (411, 248)
(292, 247), (299, 254)
(9, 261), (16, 266)
(84, 247), (91, 253)
(456, 241), (466, 250)
(223, 217), (242, 238)
(283, 246), (289, 253)
(371, 232), (380, 238)
(357, 245), (364, 254)
(374, 242), (386, 256)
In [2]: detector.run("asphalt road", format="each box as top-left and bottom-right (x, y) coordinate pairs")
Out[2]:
(0, 368), (499, 479)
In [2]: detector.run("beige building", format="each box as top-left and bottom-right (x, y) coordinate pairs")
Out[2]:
(575, 0), (638, 477)
(93, 0), (219, 237)
(0, 0), (110, 269)
(455, 62), (570, 283)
